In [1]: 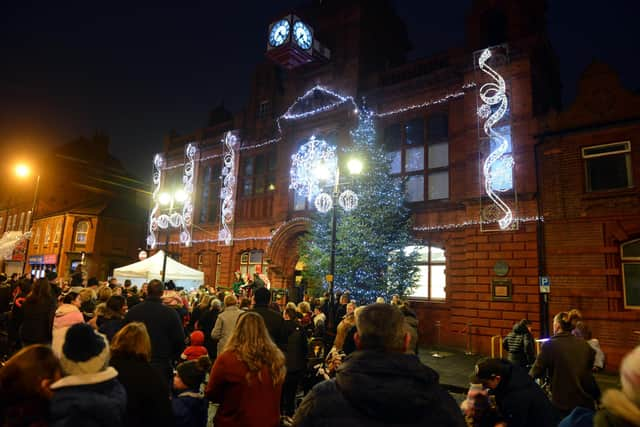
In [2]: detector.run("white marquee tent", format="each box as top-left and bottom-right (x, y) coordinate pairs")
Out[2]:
(113, 250), (204, 290)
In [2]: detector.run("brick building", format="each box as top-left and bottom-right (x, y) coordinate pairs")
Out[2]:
(0, 133), (148, 279)
(156, 0), (638, 369)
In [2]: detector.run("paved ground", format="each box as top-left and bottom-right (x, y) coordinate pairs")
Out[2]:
(418, 345), (621, 395)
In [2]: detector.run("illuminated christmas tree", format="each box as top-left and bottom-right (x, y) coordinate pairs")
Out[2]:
(299, 106), (418, 303)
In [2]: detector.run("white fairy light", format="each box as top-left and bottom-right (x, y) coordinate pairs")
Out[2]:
(147, 154), (164, 249)
(290, 136), (337, 201)
(413, 216), (542, 232)
(219, 131), (239, 245)
(477, 48), (513, 230)
(338, 190), (358, 211)
(314, 193), (333, 213)
(375, 83), (475, 118)
(179, 143), (197, 247)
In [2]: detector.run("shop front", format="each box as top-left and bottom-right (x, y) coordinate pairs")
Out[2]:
(28, 254), (58, 279)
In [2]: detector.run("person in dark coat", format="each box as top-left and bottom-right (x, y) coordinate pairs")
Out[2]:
(473, 358), (554, 427)
(502, 319), (535, 369)
(19, 278), (56, 346)
(124, 279), (185, 387)
(530, 311), (599, 421)
(49, 323), (127, 427)
(110, 322), (174, 427)
(97, 295), (126, 342)
(199, 298), (220, 358)
(173, 356), (211, 427)
(293, 303), (465, 427)
(250, 287), (286, 351)
(282, 307), (308, 416)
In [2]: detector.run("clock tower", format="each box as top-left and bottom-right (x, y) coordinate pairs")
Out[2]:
(266, 14), (330, 70)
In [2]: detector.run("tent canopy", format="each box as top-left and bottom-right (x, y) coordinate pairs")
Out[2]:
(113, 250), (204, 290)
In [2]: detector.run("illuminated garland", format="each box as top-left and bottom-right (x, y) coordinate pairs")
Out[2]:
(147, 154), (165, 249)
(279, 85), (357, 122)
(375, 82), (476, 118)
(289, 136), (337, 201)
(413, 216), (542, 232)
(180, 143), (197, 247)
(219, 131), (239, 245)
(477, 48), (513, 230)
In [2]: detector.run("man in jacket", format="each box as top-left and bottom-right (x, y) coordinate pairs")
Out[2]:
(250, 287), (286, 351)
(502, 319), (535, 368)
(125, 279), (185, 386)
(211, 294), (242, 356)
(293, 303), (465, 427)
(472, 358), (554, 427)
(530, 311), (599, 421)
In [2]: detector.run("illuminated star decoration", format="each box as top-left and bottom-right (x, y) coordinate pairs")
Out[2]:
(290, 135), (337, 202)
(478, 48), (514, 230)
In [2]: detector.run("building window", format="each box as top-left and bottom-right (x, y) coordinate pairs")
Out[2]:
(74, 221), (89, 245)
(241, 151), (277, 197)
(383, 114), (449, 202)
(11, 214), (17, 231)
(18, 213), (25, 232)
(33, 227), (41, 249)
(293, 192), (308, 211)
(622, 239), (640, 309)
(257, 100), (271, 119)
(199, 163), (222, 224)
(54, 221), (62, 244)
(407, 245), (446, 300)
(239, 250), (267, 279)
(44, 224), (51, 246)
(582, 141), (632, 192)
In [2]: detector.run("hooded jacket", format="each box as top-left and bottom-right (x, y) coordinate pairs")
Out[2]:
(181, 331), (209, 360)
(502, 320), (535, 367)
(489, 359), (555, 427)
(293, 350), (465, 427)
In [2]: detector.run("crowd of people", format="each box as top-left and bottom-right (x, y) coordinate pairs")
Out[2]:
(0, 271), (638, 427)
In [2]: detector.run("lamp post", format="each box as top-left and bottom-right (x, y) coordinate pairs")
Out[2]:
(158, 189), (186, 284)
(315, 156), (362, 331)
(15, 164), (41, 275)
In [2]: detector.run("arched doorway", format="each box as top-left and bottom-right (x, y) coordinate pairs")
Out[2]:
(267, 217), (310, 297)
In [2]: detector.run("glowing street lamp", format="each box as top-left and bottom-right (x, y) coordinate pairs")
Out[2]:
(15, 164), (30, 178)
(14, 163), (41, 274)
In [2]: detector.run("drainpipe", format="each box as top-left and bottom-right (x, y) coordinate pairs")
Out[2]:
(534, 140), (550, 338)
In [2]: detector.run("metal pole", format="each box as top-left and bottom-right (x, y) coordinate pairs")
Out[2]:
(327, 167), (340, 332)
(161, 230), (169, 284)
(22, 174), (41, 275)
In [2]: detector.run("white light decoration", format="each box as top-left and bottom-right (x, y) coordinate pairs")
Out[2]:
(279, 85), (357, 121)
(477, 48), (514, 230)
(338, 189), (358, 212)
(180, 143), (197, 247)
(290, 136), (337, 201)
(147, 153), (164, 249)
(314, 192), (333, 213)
(219, 131), (239, 245)
(413, 216), (542, 232)
(376, 82), (476, 118)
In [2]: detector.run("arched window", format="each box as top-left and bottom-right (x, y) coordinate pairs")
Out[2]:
(622, 239), (640, 309)
(74, 221), (89, 244)
(44, 224), (51, 246)
(33, 227), (41, 248)
(406, 245), (446, 300)
(239, 250), (267, 280)
(53, 221), (62, 244)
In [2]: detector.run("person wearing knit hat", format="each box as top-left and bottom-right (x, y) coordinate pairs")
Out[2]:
(173, 356), (211, 427)
(181, 330), (209, 361)
(593, 345), (640, 426)
(49, 323), (127, 426)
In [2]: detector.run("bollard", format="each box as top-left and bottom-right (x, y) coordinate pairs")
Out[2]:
(465, 321), (474, 355)
(431, 321), (443, 358)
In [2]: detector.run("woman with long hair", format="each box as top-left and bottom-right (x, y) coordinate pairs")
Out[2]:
(19, 278), (56, 346)
(110, 322), (173, 427)
(0, 344), (62, 426)
(206, 312), (286, 427)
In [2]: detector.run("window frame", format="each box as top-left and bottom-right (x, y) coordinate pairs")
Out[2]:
(44, 224), (51, 247)
(582, 141), (633, 192)
(239, 250), (268, 279)
(33, 226), (41, 249)
(198, 162), (222, 224)
(53, 221), (62, 244)
(74, 221), (90, 245)
(407, 245), (447, 301)
(382, 113), (450, 203)
(622, 238), (640, 309)
(241, 150), (277, 198)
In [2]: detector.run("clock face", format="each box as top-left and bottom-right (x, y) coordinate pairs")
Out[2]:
(269, 19), (290, 48)
(293, 21), (312, 50)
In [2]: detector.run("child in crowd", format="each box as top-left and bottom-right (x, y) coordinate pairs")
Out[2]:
(460, 383), (506, 427)
(0, 345), (62, 426)
(181, 330), (209, 361)
(173, 356), (211, 427)
(49, 323), (127, 426)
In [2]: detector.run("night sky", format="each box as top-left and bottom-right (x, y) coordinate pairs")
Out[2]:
(1, 1), (638, 181)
